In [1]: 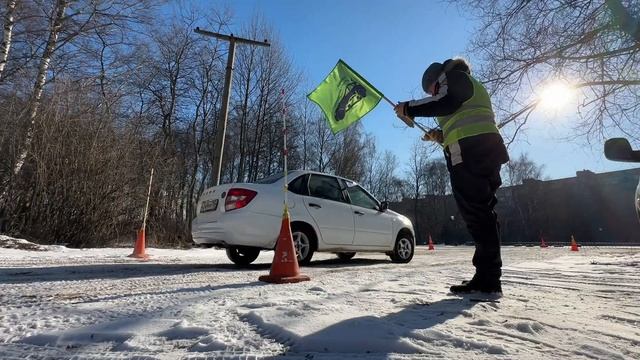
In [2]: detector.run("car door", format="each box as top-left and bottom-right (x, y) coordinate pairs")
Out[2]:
(346, 182), (393, 247)
(303, 174), (355, 246)
(286, 173), (309, 218)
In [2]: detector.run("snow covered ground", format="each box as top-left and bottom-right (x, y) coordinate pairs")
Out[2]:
(1, 235), (639, 359)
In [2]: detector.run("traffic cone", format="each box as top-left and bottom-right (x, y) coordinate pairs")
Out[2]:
(129, 228), (149, 259)
(428, 234), (435, 251)
(259, 206), (310, 284)
(540, 236), (548, 248)
(570, 235), (579, 252)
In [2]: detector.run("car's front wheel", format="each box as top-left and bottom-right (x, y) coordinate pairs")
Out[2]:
(226, 246), (260, 266)
(390, 232), (414, 263)
(291, 225), (315, 265)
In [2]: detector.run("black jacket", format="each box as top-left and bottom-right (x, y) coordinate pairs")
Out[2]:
(405, 65), (474, 118)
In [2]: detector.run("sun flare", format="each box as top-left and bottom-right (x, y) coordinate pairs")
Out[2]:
(537, 81), (575, 110)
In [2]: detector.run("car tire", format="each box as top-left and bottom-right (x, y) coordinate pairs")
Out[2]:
(291, 225), (315, 266)
(390, 232), (414, 263)
(336, 252), (356, 261)
(226, 246), (260, 266)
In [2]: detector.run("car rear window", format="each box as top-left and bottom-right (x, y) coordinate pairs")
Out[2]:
(288, 174), (309, 195)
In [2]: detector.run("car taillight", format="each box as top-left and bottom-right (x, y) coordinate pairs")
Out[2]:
(225, 188), (257, 212)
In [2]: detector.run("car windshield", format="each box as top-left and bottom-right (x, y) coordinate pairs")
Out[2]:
(255, 172), (284, 184)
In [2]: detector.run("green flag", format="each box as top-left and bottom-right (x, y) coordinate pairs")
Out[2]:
(308, 59), (383, 134)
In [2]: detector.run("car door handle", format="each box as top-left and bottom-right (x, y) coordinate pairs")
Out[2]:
(354, 210), (364, 216)
(308, 203), (322, 209)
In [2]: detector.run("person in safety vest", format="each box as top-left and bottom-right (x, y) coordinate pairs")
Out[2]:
(394, 58), (509, 294)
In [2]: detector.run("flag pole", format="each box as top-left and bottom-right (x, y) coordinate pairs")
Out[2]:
(281, 88), (288, 211)
(382, 95), (396, 108)
(142, 167), (154, 232)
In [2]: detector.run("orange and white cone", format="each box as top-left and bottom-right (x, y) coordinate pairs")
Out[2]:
(570, 235), (579, 252)
(129, 228), (149, 260)
(259, 206), (310, 284)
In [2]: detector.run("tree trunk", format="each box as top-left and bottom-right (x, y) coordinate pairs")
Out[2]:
(236, 50), (255, 183)
(248, 87), (265, 181)
(0, 0), (17, 80)
(13, 0), (68, 175)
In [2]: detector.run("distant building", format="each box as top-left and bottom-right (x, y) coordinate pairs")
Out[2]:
(391, 168), (640, 245)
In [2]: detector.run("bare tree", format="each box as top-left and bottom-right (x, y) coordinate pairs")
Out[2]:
(0, 0), (18, 80)
(331, 123), (368, 181)
(295, 97), (318, 170)
(406, 139), (438, 199)
(370, 150), (403, 202)
(2, 2), (216, 245)
(231, 19), (261, 182)
(405, 139), (438, 242)
(183, 12), (229, 230)
(405, 156), (450, 243)
(500, 153), (546, 242)
(308, 114), (338, 173)
(13, 0), (158, 175)
(454, 0), (640, 144)
(503, 153), (545, 186)
(13, 0), (68, 176)
(214, 15), (302, 184)
(360, 133), (379, 191)
(0, 3), (384, 247)
(423, 160), (450, 196)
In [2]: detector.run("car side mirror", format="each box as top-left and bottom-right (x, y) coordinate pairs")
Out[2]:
(605, 138), (640, 163)
(379, 201), (389, 212)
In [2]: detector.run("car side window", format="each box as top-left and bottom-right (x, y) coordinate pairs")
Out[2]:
(308, 175), (346, 203)
(288, 174), (309, 195)
(347, 185), (379, 210)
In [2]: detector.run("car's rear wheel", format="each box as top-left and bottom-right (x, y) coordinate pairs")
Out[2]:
(291, 225), (315, 265)
(336, 252), (356, 260)
(226, 246), (260, 266)
(390, 232), (414, 263)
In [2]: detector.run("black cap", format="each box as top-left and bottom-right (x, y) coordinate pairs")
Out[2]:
(422, 62), (443, 93)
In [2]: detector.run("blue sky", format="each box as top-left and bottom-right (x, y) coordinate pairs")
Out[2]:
(189, 0), (639, 180)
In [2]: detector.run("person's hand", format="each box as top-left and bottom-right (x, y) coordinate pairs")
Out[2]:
(394, 102), (415, 127)
(394, 102), (408, 117)
(422, 128), (443, 143)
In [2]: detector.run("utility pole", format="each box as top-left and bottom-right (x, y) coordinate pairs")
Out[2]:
(195, 27), (270, 186)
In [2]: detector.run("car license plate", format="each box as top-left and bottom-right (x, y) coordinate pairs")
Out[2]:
(200, 199), (218, 213)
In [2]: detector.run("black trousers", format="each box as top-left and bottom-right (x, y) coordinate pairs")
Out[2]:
(444, 133), (509, 283)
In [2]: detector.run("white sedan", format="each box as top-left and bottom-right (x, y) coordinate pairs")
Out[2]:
(192, 170), (415, 265)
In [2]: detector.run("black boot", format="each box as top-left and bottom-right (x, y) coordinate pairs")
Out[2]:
(450, 277), (502, 294)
